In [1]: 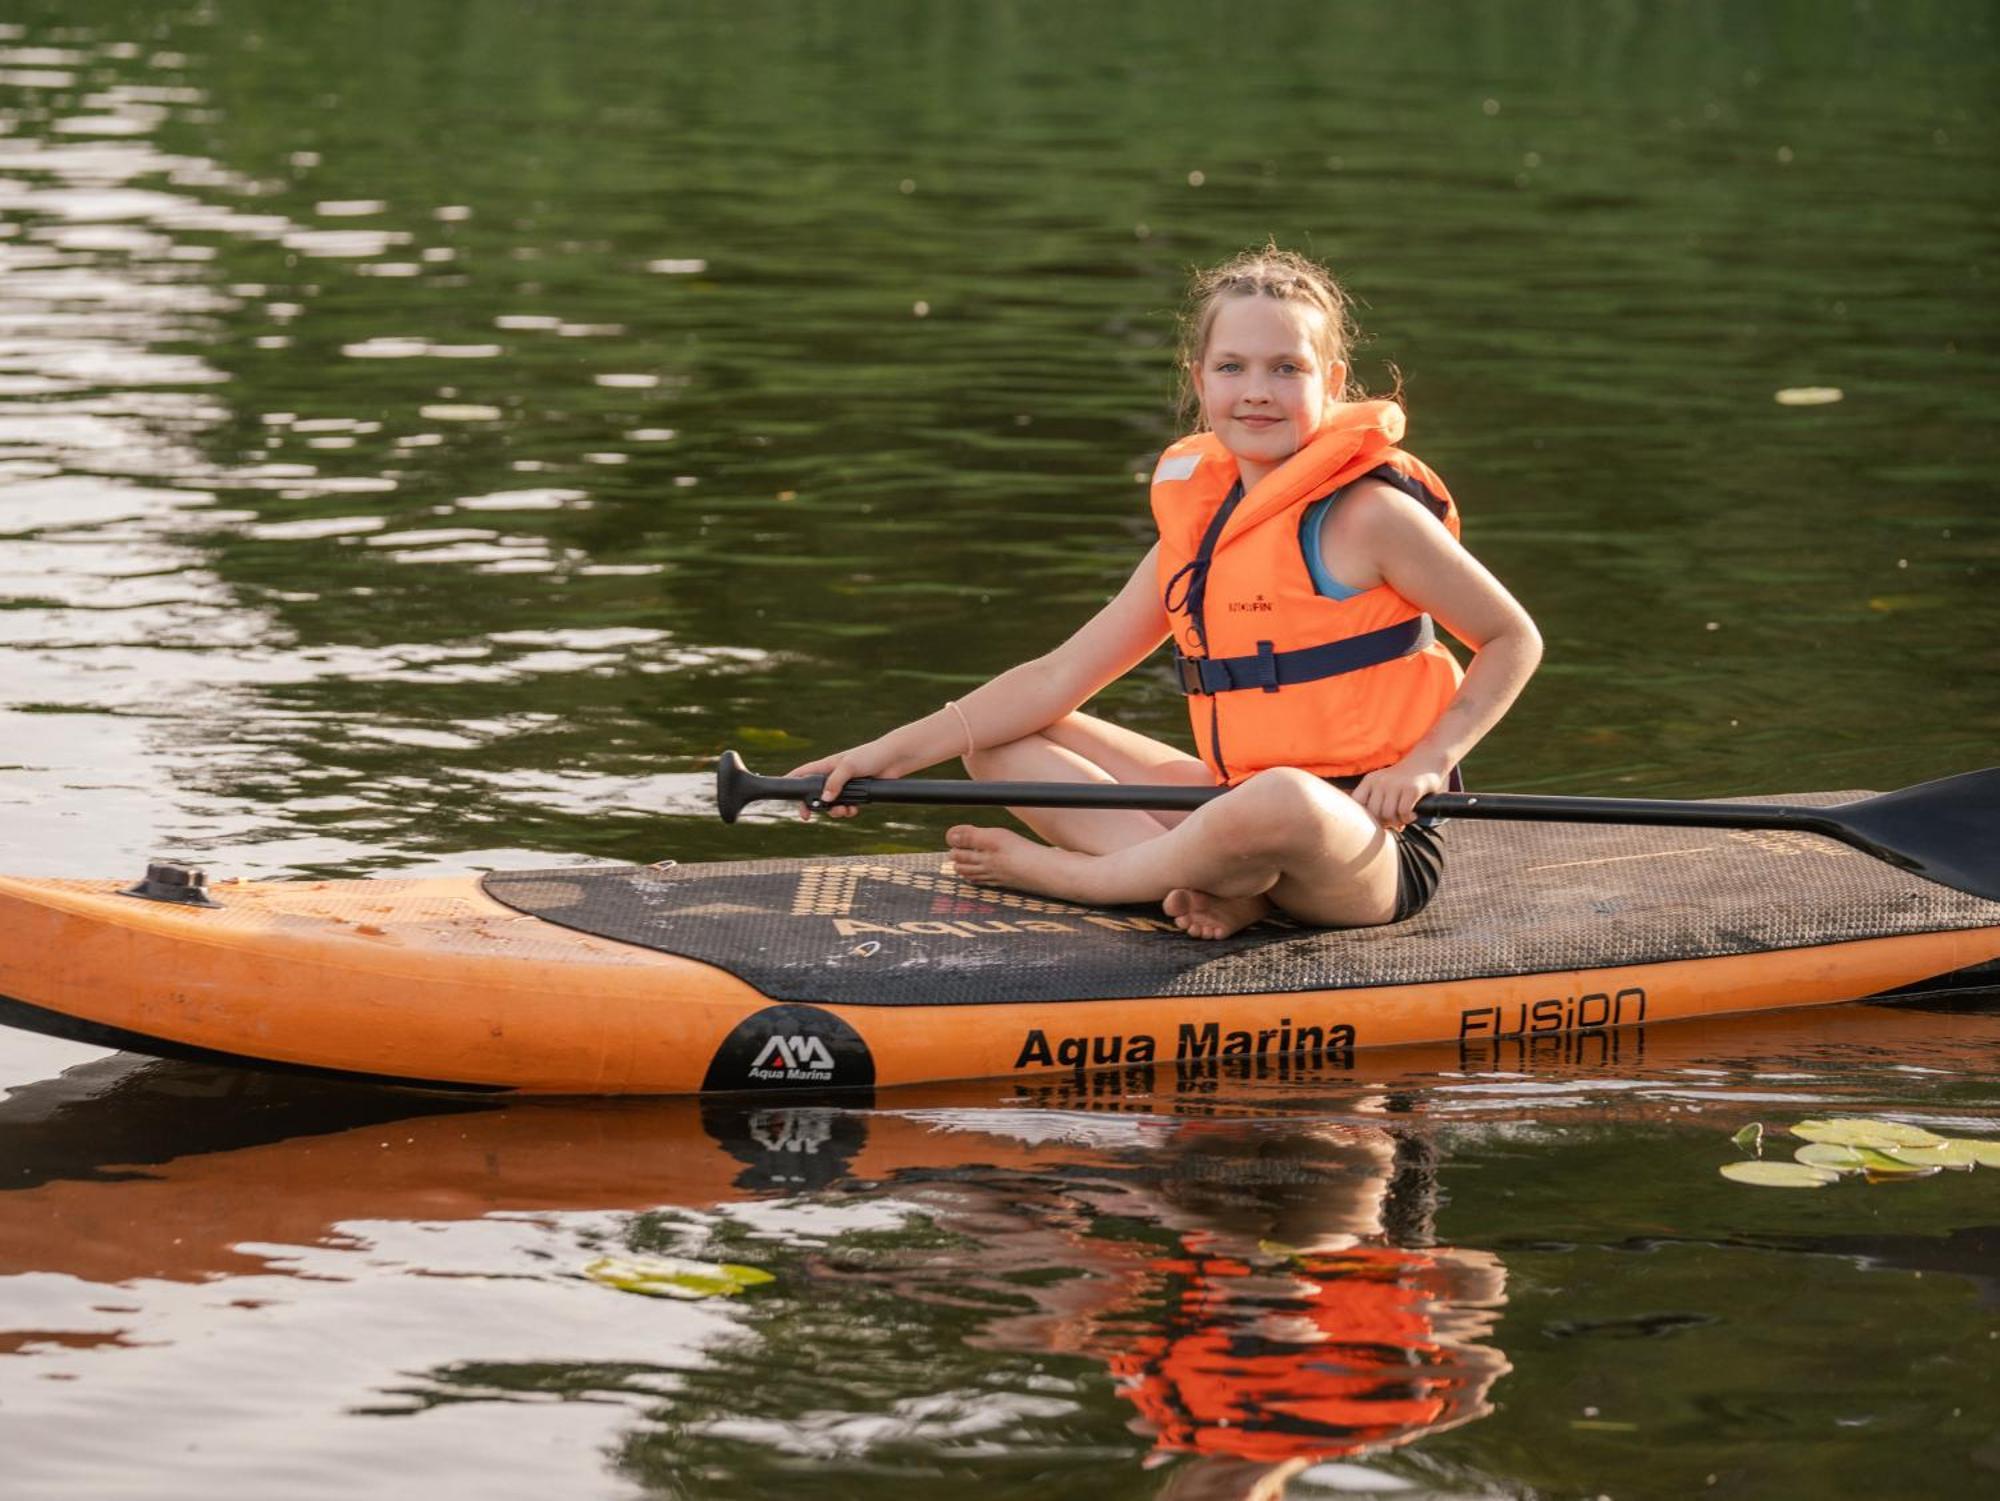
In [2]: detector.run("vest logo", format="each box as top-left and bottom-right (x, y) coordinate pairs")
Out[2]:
(1228, 595), (1274, 612)
(749, 1034), (836, 1081)
(1154, 452), (1201, 483)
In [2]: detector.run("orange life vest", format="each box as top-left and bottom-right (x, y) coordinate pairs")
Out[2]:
(1150, 401), (1463, 783)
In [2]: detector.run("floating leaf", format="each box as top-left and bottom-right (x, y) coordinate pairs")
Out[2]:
(1731, 1123), (1764, 1153)
(1848, 1147), (1939, 1179)
(1720, 1161), (1839, 1188)
(1791, 1118), (1946, 1150)
(1794, 1143), (1866, 1174)
(1774, 387), (1843, 406)
(732, 726), (808, 751)
(1942, 1137), (2000, 1168)
(584, 1254), (776, 1300)
(1883, 1142), (1978, 1171)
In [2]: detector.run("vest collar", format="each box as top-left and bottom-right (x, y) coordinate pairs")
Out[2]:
(1200, 400), (1405, 549)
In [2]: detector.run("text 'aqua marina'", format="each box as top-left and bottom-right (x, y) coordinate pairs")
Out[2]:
(1015, 1018), (1356, 1073)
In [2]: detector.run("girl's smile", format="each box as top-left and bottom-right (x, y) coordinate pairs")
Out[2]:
(1192, 296), (1344, 489)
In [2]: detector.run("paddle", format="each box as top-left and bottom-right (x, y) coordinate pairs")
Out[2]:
(714, 752), (2000, 903)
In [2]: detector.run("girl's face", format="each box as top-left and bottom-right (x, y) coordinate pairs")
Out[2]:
(1191, 296), (1343, 484)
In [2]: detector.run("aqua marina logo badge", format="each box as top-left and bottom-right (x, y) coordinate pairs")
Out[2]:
(702, 1004), (875, 1093)
(749, 1033), (837, 1081)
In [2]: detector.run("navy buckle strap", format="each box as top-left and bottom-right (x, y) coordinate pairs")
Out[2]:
(1173, 615), (1434, 697)
(1255, 640), (1279, 693)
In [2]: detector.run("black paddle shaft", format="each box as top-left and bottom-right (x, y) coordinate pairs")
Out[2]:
(713, 752), (2000, 903)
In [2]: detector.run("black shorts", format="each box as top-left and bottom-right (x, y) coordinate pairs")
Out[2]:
(1324, 774), (1447, 923)
(1390, 820), (1445, 923)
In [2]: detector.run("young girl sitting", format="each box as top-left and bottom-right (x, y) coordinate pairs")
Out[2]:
(788, 247), (1542, 940)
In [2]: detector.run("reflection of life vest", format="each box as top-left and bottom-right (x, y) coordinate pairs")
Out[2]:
(1108, 1234), (1489, 1463)
(1150, 402), (1463, 783)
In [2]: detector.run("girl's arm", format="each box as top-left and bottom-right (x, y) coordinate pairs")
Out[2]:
(788, 546), (1172, 815)
(1322, 482), (1543, 828)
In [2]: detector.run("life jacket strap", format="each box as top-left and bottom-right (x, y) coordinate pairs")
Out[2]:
(1173, 615), (1435, 696)
(1161, 479), (1247, 653)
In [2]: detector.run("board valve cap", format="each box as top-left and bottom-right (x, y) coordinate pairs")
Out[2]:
(121, 860), (223, 908)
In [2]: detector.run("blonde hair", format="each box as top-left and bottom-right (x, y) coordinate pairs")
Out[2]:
(1176, 246), (1368, 428)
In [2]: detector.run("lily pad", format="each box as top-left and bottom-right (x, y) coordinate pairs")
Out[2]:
(733, 726), (808, 751)
(1730, 1123), (1764, 1152)
(1790, 1118), (1947, 1150)
(1942, 1137), (2000, 1168)
(583, 1254), (776, 1300)
(1883, 1142), (1978, 1171)
(1793, 1143), (1866, 1174)
(1720, 1161), (1839, 1188)
(1847, 1147), (1940, 1179)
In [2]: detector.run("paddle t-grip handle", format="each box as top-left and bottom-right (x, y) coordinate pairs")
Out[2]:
(715, 750), (886, 823)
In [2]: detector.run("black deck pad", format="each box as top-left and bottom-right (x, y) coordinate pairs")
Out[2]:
(481, 794), (2000, 1007)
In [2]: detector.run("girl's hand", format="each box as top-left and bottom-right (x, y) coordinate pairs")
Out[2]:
(784, 741), (903, 821)
(1351, 755), (1450, 831)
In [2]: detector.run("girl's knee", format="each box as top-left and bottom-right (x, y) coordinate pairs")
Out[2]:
(1232, 768), (1370, 847)
(1237, 766), (1326, 813)
(962, 741), (1014, 779)
(964, 734), (1049, 780)
(1209, 768), (1307, 843)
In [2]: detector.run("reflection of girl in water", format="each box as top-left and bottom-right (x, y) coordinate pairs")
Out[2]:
(1116, 1123), (1505, 1497)
(880, 1109), (1509, 1499)
(1117, 1233), (1507, 1492)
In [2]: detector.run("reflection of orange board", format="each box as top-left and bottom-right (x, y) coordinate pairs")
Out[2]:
(12, 1004), (1993, 1472)
(1, 837), (1996, 1094)
(3, 999), (1996, 1288)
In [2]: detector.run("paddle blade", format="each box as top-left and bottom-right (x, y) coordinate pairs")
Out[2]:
(1838, 768), (2000, 902)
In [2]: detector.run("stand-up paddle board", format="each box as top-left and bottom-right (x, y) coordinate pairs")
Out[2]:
(1, 792), (1995, 1093)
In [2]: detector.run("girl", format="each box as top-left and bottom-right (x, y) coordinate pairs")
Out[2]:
(789, 247), (1541, 940)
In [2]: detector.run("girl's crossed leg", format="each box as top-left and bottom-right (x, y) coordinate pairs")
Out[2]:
(954, 713), (1401, 938)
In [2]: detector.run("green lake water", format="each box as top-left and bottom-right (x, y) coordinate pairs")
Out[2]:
(0, 2), (1995, 1496)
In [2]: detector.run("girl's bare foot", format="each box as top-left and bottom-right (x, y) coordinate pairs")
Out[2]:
(1163, 887), (1272, 941)
(947, 824), (1078, 895)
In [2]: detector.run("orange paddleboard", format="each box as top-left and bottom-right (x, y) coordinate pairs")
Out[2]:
(2, 804), (1996, 1093)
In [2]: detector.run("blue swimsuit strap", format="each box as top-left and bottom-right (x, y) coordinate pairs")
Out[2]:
(1298, 493), (1365, 601)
